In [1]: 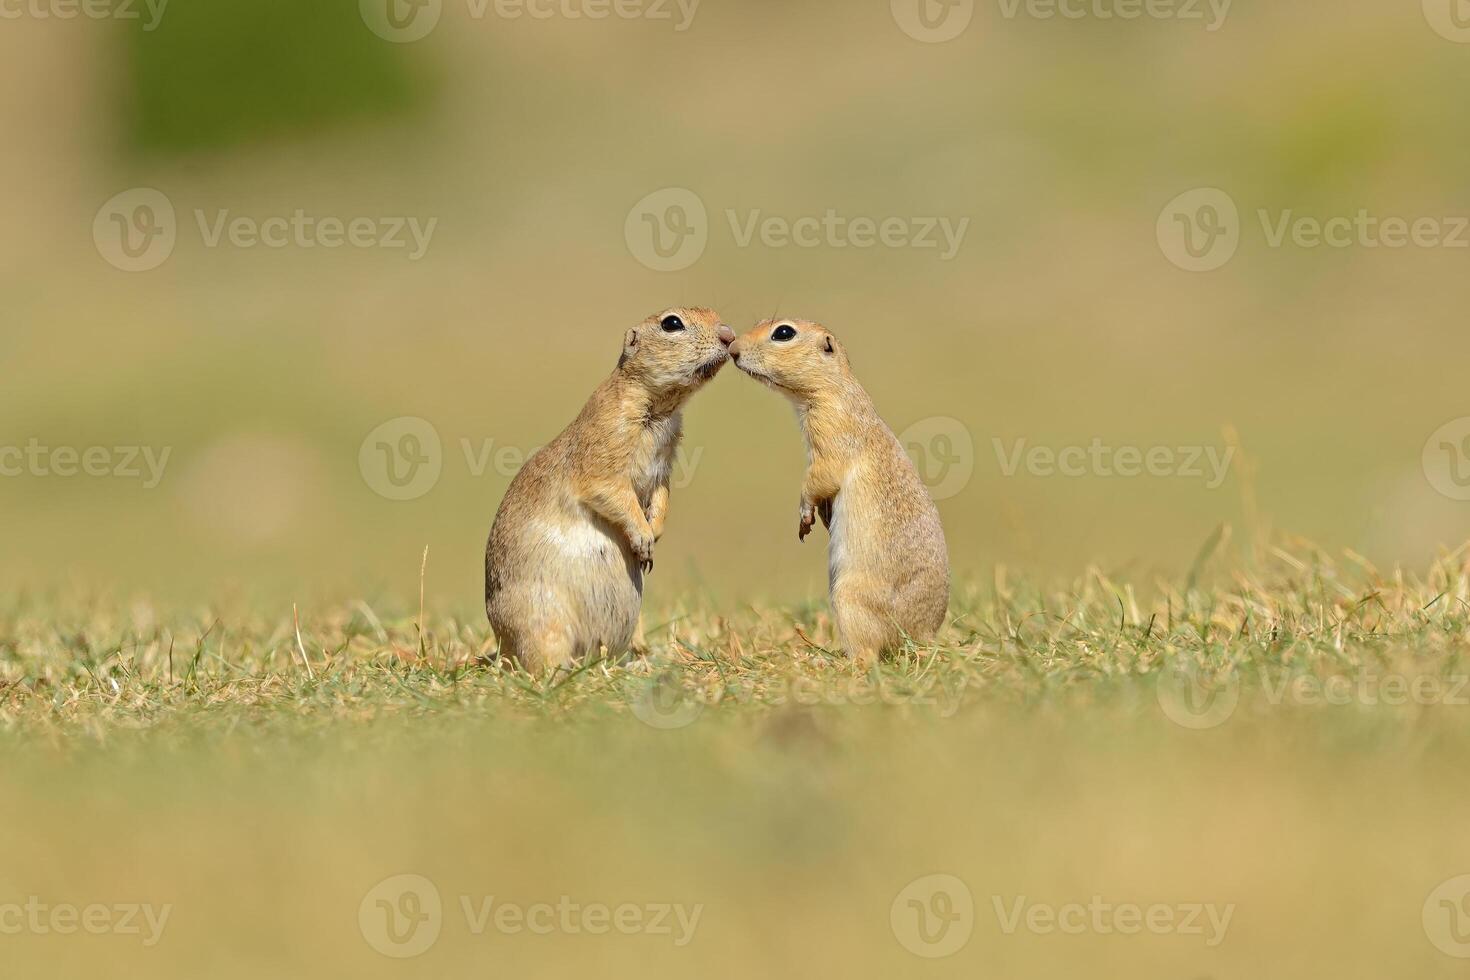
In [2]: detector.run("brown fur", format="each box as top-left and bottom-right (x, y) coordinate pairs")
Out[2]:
(729, 318), (950, 665)
(486, 307), (733, 675)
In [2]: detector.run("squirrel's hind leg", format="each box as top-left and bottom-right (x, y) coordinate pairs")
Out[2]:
(630, 613), (650, 655)
(504, 626), (577, 678)
(831, 578), (895, 669)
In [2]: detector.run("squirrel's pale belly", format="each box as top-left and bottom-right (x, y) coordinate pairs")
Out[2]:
(825, 486), (898, 589)
(827, 490), (851, 591)
(535, 514), (626, 559)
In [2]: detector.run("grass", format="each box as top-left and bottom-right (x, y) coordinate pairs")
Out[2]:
(3, 536), (1470, 979)
(4, 533), (1468, 739)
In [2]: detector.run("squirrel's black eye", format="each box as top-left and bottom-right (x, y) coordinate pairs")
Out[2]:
(772, 324), (797, 342)
(660, 315), (686, 333)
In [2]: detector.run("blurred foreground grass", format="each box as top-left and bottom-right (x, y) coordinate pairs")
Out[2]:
(2, 540), (1470, 976)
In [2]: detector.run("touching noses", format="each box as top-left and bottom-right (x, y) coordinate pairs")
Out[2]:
(717, 324), (736, 347)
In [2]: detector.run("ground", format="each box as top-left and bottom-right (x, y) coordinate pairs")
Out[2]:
(2, 538), (1469, 978)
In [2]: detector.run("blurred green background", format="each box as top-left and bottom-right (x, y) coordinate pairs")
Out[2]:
(2, 0), (1468, 608)
(5, 6), (1470, 978)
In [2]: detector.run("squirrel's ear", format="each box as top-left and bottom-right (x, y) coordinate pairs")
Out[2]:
(619, 328), (639, 367)
(823, 335), (836, 354)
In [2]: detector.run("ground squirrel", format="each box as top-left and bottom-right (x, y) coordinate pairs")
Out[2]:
(729, 318), (949, 664)
(485, 307), (735, 675)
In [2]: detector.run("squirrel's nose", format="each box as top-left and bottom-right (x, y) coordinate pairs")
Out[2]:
(717, 324), (735, 346)
(728, 339), (742, 360)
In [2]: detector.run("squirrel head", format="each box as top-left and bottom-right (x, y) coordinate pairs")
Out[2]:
(618, 307), (735, 400)
(728, 318), (851, 402)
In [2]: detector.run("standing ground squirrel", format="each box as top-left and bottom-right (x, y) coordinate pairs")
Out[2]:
(729, 318), (950, 664)
(485, 307), (735, 675)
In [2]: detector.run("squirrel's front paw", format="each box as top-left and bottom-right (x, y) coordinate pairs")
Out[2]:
(631, 531), (655, 574)
(798, 500), (816, 542)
